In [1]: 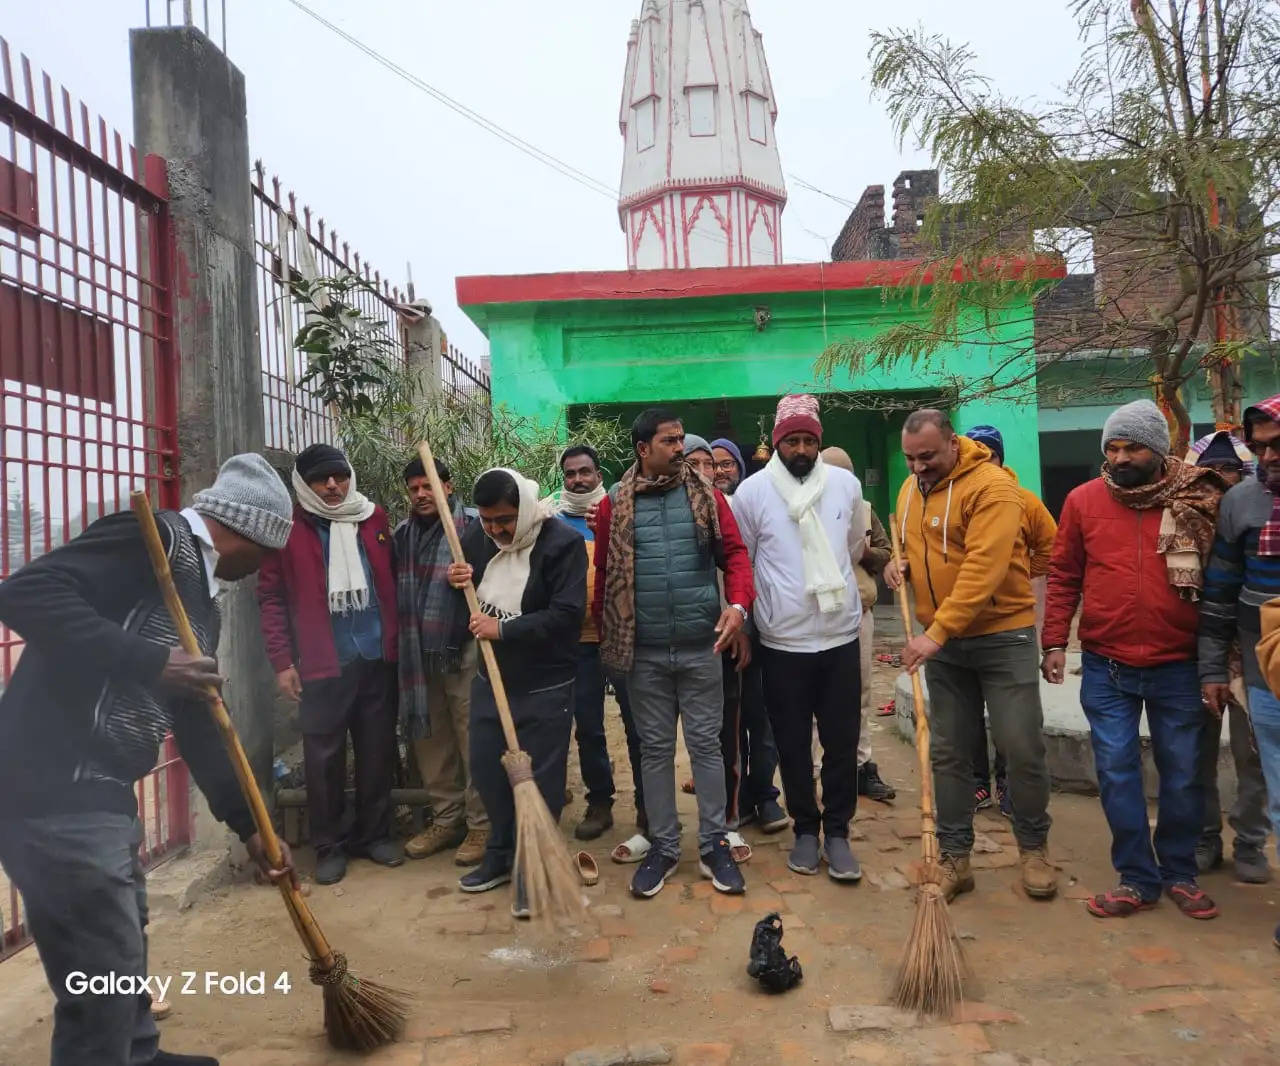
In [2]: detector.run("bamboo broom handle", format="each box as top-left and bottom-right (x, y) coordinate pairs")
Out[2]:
(889, 514), (939, 865)
(129, 492), (336, 967)
(416, 441), (522, 754)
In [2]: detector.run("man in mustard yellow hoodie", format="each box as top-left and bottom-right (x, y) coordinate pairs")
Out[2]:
(885, 409), (1055, 901)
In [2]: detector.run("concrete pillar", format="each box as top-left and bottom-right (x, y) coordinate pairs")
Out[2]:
(130, 26), (277, 844)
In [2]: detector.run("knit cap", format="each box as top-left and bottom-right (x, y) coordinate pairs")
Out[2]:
(1101, 399), (1171, 457)
(295, 442), (351, 482)
(773, 394), (822, 447)
(709, 438), (746, 478)
(683, 433), (712, 458)
(964, 424), (1004, 465)
(192, 453), (293, 551)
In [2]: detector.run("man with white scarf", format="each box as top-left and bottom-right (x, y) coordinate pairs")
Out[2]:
(258, 443), (402, 886)
(732, 395), (868, 882)
(552, 445), (619, 842)
(448, 467), (587, 916)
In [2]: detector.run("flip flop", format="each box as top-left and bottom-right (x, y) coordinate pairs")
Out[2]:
(611, 833), (651, 864)
(728, 831), (753, 864)
(681, 779), (696, 795)
(576, 850), (599, 886)
(876, 701), (896, 716)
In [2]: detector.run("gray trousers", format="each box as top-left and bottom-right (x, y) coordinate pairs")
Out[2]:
(1199, 699), (1270, 853)
(628, 643), (726, 859)
(924, 626), (1052, 855)
(0, 813), (157, 1066)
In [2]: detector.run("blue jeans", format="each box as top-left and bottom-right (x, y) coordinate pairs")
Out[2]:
(1245, 687), (1280, 864)
(1080, 652), (1204, 898)
(573, 644), (616, 806)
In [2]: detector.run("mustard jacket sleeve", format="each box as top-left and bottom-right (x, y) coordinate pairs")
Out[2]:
(1025, 493), (1059, 579)
(1256, 598), (1280, 698)
(925, 482), (1023, 646)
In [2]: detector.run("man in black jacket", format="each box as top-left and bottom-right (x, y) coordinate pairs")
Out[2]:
(446, 467), (587, 917)
(0, 453), (298, 1066)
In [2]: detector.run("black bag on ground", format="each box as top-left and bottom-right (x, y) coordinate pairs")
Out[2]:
(746, 912), (802, 993)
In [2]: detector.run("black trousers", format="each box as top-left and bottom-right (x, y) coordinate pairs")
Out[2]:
(470, 674), (575, 869)
(301, 658), (396, 852)
(611, 672), (646, 824)
(736, 653), (780, 815)
(759, 640), (861, 839)
(720, 655), (744, 825)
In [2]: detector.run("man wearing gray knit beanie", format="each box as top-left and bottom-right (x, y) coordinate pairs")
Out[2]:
(1043, 399), (1227, 923)
(0, 452), (295, 1066)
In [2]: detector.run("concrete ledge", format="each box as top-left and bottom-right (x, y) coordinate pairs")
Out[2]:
(894, 652), (1240, 803)
(145, 845), (235, 913)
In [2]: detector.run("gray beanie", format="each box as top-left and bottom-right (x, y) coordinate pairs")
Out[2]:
(683, 433), (712, 458)
(1101, 399), (1171, 458)
(192, 453), (293, 550)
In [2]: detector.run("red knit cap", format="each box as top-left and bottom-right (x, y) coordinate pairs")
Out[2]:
(773, 394), (822, 447)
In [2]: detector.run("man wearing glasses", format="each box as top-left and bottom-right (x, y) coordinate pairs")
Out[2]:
(1200, 397), (1280, 896)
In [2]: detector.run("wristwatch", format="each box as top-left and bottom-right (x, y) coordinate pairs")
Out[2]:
(730, 603), (748, 622)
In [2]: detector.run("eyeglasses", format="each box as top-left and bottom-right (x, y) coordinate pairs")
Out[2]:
(713, 460), (738, 473)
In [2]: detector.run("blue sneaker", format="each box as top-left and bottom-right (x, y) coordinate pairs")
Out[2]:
(631, 850), (679, 898)
(997, 780), (1013, 820)
(459, 855), (512, 893)
(699, 836), (746, 895)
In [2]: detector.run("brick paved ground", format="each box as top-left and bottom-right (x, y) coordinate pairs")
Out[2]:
(1, 616), (1277, 1065)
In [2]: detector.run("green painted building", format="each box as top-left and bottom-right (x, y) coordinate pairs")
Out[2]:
(456, 262), (1280, 519)
(457, 261), (1050, 520)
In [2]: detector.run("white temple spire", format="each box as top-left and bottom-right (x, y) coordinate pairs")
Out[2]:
(618, 0), (787, 269)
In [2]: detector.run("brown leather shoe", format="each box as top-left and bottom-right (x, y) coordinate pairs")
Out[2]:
(1020, 846), (1058, 898)
(938, 854), (975, 902)
(405, 822), (465, 860)
(454, 828), (490, 867)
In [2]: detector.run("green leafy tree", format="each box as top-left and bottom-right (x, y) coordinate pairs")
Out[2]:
(819, 0), (1280, 448)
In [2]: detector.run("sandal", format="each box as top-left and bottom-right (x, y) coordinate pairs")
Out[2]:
(681, 779), (696, 795)
(1086, 884), (1157, 918)
(610, 833), (651, 864)
(1166, 882), (1219, 920)
(576, 850), (599, 886)
(876, 701), (896, 716)
(728, 831), (753, 864)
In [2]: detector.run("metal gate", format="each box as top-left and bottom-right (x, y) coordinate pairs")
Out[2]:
(0, 38), (185, 960)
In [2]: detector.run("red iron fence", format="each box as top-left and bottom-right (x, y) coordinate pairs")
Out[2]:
(0, 38), (186, 960)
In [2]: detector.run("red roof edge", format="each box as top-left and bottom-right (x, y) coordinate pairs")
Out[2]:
(455, 257), (1065, 309)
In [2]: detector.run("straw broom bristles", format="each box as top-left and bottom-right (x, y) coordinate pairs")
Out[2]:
(131, 491), (411, 1052)
(417, 440), (587, 927)
(887, 514), (969, 1019)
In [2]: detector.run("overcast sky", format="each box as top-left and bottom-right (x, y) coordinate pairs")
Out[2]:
(3, 0), (1081, 358)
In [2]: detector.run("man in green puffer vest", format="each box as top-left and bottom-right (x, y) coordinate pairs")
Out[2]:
(592, 408), (757, 900)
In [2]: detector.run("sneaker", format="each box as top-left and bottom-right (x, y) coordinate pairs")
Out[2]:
(699, 836), (746, 895)
(938, 854), (975, 903)
(510, 877), (530, 920)
(823, 836), (862, 882)
(349, 839), (404, 867)
(575, 801), (615, 841)
(787, 834), (821, 875)
(406, 822), (466, 860)
(1019, 846), (1058, 898)
(314, 846), (347, 886)
(459, 855), (512, 894)
(974, 786), (993, 810)
(454, 828), (490, 867)
(1195, 835), (1224, 874)
(630, 850), (679, 899)
(857, 762), (896, 803)
(1233, 846), (1271, 885)
(757, 798), (790, 834)
(996, 780), (1013, 820)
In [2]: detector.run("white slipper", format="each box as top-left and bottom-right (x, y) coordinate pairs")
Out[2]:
(728, 831), (753, 864)
(610, 833), (651, 864)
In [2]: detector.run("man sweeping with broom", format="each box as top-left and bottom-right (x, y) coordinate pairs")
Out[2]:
(0, 454), (299, 1066)
(446, 467), (588, 918)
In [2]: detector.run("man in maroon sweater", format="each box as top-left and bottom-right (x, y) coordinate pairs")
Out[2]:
(258, 444), (401, 884)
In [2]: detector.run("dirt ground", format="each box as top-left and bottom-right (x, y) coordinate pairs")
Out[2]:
(1, 611), (1278, 1066)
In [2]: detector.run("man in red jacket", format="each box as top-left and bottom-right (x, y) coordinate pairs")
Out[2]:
(258, 444), (402, 884)
(1043, 400), (1225, 921)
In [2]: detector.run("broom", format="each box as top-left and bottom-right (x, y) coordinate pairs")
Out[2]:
(887, 513), (967, 1019)
(416, 441), (587, 926)
(130, 491), (410, 1051)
